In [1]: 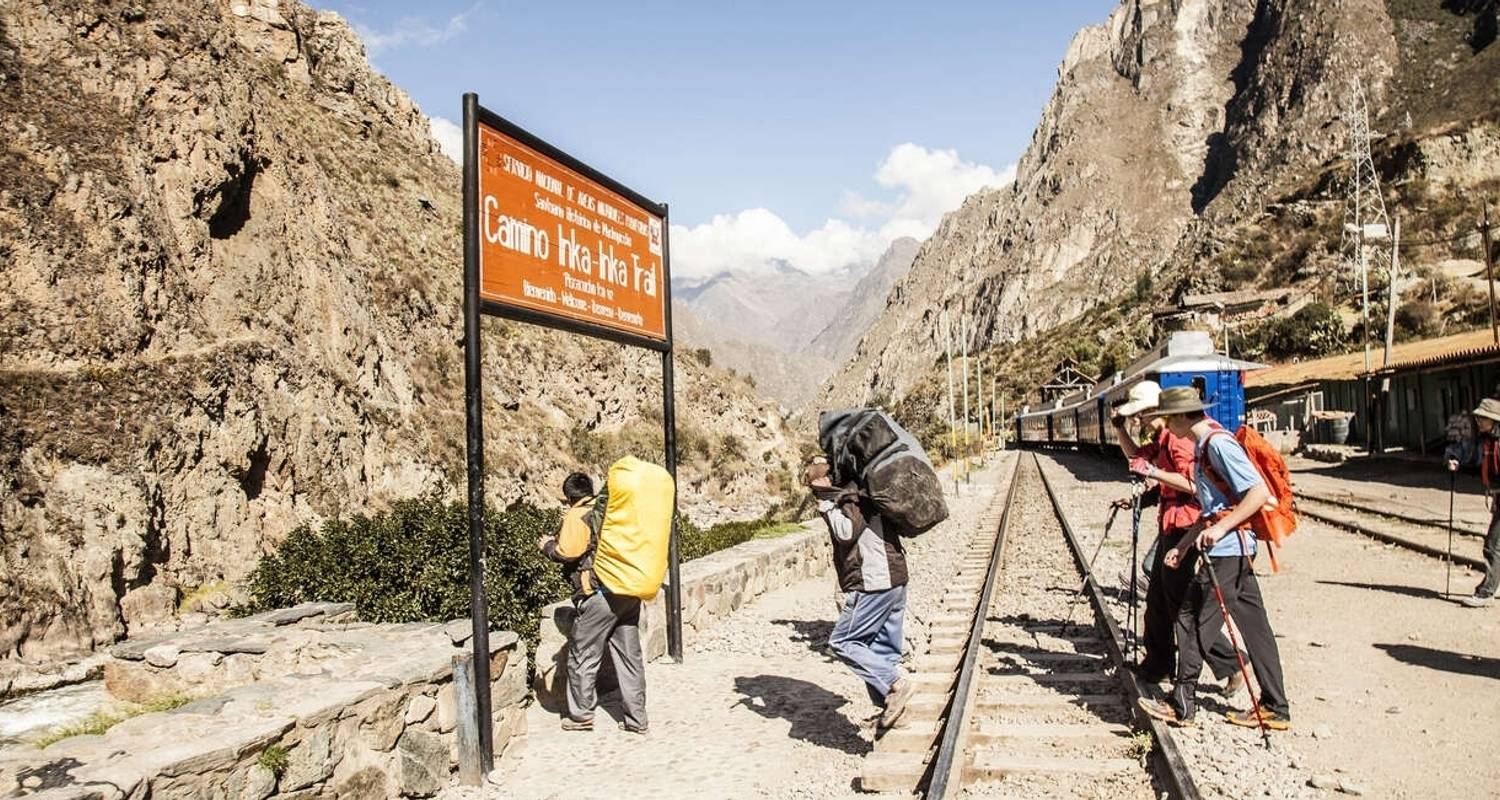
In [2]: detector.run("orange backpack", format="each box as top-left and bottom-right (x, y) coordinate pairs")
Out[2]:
(1202, 426), (1299, 572)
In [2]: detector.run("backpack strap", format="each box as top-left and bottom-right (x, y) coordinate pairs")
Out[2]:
(1198, 428), (1237, 501)
(1200, 429), (1256, 569)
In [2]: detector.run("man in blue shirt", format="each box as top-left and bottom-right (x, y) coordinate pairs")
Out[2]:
(1138, 387), (1292, 730)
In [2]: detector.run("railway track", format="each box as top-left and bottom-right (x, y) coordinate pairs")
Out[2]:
(1297, 493), (1485, 571)
(860, 453), (1199, 798)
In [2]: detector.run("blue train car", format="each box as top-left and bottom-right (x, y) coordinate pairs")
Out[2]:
(1015, 331), (1263, 452)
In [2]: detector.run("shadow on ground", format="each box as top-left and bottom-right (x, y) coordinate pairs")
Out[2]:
(1374, 643), (1500, 680)
(733, 674), (871, 756)
(1316, 580), (1444, 601)
(772, 618), (835, 655)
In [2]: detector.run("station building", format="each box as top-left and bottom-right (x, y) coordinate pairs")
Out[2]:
(1245, 329), (1500, 461)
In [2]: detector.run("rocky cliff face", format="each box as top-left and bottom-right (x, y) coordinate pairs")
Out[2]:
(807, 236), (920, 367)
(821, 0), (1475, 408)
(0, 0), (799, 675)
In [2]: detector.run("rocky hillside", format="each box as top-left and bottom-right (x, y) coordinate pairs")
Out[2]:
(0, 0), (800, 672)
(823, 0), (1500, 413)
(807, 236), (920, 365)
(672, 301), (835, 411)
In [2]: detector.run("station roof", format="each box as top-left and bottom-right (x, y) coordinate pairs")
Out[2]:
(1245, 329), (1499, 388)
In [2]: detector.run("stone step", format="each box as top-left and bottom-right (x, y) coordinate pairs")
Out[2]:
(912, 653), (961, 673)
(984, 650), (1105, 664)
(971, 721), (1132, 742)
(986, 672), (1115, 686)
(860, 750), (931, 793)
(873, 718), (940, 753)
(964, 754), (1138, 781)
(972, 693), (1124, 710)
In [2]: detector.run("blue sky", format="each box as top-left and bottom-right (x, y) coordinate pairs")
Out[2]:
(313, 1), (1118, 277)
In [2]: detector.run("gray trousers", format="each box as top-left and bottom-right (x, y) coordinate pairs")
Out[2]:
(1479, 502), (1500, 598)
(566, 592), (647, 729)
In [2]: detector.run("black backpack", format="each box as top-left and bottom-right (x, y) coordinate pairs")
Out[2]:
(817, 409), (949, 536)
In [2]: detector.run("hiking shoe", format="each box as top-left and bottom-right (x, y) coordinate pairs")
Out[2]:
(618, 722), (648, 735)
(1461, 594), (1494, 608)
(879, 679), (915, 730)
(560, 716), (594, 731)
(1226, 709), (1290, 731)
(1222, 671), (1246, 697)
(1138, 697), (1194, 727)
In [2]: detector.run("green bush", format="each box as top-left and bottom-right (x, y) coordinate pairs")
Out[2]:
(1239, 302), (1348, 361)
(244, 497), (567, 647)
(243, 496), (799, 648)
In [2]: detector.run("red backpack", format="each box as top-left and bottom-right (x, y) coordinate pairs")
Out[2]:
(1202, 426), (1299, 572)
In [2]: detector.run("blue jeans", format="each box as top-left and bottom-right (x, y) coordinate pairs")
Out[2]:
(828, 585), (907, 705)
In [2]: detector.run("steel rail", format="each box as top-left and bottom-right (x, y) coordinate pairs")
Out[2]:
(923, 453), (1025, 799)
(1034, 453), (1203, 800)
(1299, 492), (1483, 539)
(1298, 506), (1485, 570)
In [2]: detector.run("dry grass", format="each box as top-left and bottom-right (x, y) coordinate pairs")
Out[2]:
(34, 693), (195, 749)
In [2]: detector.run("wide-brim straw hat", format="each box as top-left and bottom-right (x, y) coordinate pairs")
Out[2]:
(1155, 386), (1209, 416)
(1114, 380), (1161, 417)
(1474, 398), (1500, 423)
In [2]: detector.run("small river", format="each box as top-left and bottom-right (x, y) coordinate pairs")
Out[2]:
(0, 681), (109, 751)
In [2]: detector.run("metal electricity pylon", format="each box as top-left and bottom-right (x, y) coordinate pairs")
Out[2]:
(1340, 76), (1392, 373)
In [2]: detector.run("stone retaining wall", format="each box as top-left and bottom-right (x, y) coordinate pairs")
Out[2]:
(0, 604), (528, 799)
(533, 523), (829, 704)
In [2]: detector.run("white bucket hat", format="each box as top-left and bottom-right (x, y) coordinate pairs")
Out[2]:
(1114, 380), (1162, 418)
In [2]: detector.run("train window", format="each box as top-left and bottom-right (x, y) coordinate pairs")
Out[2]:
(1191, 376), (1207, 400)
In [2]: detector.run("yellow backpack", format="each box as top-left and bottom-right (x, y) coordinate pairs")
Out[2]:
(590, 456), (675, 599)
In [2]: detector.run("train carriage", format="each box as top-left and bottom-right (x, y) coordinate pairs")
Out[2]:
(1015, 331), (1263, 452)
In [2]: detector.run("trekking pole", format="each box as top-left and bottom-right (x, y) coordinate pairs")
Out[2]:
(1446, 470), (1456, 598)
(1063, 504), (1123, 626)
(1201, 554), (1272, 749)
(1128, 479), (1143, 665)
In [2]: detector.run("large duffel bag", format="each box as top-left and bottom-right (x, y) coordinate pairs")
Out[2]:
(817, 409), (948, 536)
(590, 456), (675, 599)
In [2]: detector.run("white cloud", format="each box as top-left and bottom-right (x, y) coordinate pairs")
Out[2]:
(672, 143), (1014, 281)
(355, 4), (479, 56)
(673, 210), (886, 280)
(429, 116), (462, 162)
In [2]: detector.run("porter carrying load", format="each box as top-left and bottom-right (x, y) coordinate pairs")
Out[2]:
(590, 456), (676, 599)
(818, 409), (949, 536)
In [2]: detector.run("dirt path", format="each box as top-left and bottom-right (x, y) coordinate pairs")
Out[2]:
(1043, 451), (1500, 799)
(455, 456), (1012, 799)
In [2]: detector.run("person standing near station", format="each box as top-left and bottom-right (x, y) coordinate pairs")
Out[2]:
(804, 456), (915, 731)
(539, 472), (649, 734)
(1111, 381), (1242, 692)
(1446, 398), (1500, 608)
(1139, 387), (1291, 730)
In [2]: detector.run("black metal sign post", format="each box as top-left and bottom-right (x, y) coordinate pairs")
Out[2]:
(459, 92), (684, 765)
(659, 215), (683, 662)
(459, 92), (495, 772)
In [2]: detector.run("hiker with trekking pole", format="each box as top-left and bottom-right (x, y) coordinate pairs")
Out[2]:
(1445, 398), (1500, 608)
(1137, 387), (1293, 733)
(1109, 381), (1242, 692)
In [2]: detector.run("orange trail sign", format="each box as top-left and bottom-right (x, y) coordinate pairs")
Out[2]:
(476, 121), (668, 346)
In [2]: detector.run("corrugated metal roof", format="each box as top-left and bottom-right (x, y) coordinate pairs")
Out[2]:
(1244, 329), (1497, 388)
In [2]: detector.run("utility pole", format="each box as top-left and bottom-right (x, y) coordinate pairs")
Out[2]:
(998, 394), (1006, 450)
(1484, 203), (1498, 345)
(1383, 215), (1400, 367)
(961, 313), (971, 480)
(942, 307), (954, 486)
